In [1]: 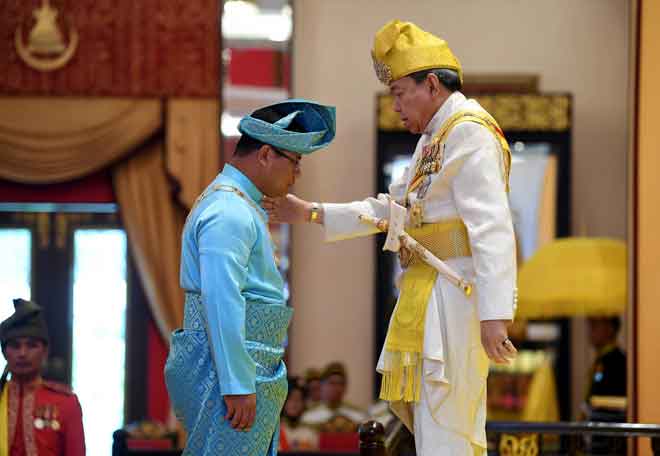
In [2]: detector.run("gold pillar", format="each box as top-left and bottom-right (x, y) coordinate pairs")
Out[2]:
(634, 1), (660, 455)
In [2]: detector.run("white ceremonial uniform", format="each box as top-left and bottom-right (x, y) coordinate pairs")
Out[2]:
(322, 92), (517, 455)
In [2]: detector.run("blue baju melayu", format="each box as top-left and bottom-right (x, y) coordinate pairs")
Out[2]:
(164, 99), (335, 456)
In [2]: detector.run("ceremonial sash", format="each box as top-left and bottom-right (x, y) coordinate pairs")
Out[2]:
(379, 219), (470, 402)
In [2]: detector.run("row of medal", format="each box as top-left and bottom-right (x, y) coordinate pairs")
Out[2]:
(407, 139), (445, 228)
(34, 404), (61, 431)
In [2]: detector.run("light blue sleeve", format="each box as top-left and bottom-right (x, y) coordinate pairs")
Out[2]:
(197, 200), (257, 395)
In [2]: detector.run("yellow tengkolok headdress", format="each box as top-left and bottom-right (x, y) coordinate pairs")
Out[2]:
(371, 20), (462, 85)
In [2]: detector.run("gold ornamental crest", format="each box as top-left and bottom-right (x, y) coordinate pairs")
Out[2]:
(371, 52), (392, 85)
(15, 0), (78, 72)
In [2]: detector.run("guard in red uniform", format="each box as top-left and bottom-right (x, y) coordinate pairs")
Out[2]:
(0, 298), (85, 455)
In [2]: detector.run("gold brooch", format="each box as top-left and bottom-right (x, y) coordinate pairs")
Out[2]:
(371, 52), (392, 85)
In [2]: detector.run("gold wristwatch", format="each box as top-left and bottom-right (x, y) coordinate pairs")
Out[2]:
(309, 202), (321, 223)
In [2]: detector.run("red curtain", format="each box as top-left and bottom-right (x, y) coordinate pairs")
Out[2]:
(147, 319), (171, 423)
(0, 171), (115, 203)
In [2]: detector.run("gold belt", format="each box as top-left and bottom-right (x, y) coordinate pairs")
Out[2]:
(400, 218), (471, 268)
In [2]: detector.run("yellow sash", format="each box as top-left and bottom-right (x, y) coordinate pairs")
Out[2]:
(379, 219), (470, 402)
(0, 382), (8, 456)
(380, 109), (511, 403)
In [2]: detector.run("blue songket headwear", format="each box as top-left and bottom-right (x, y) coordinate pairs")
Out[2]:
(237, 99), (336, 155)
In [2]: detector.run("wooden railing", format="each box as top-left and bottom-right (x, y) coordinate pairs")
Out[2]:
(111, 419), (660, 455)
(487, 421), (660, 455)
(358, 420), (660, 456)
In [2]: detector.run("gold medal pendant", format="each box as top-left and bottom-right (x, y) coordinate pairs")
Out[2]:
(417, 175), (432, 199)
(50, 404), (61, 430)
(409, 202), (424, 229)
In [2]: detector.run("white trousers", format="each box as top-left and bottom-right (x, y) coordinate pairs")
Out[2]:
(413, 386), (487, 456)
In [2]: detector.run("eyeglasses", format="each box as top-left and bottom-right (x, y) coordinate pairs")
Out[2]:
(270, 146), (301, 168)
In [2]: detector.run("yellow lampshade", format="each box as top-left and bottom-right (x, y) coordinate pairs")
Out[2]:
(517, 237), (626, 319)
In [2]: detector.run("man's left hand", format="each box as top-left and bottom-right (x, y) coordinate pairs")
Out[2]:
(480, 320), (517, 364)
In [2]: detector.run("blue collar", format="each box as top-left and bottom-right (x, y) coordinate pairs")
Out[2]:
(219, 164), (263, 204)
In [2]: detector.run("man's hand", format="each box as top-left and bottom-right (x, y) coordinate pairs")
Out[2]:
(480, 320), (517, 364)
(224, 394), (256, 431)
(262, 194), (311, 224)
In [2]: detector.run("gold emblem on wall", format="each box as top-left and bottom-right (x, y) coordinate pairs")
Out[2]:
(15, 0), (78, 72)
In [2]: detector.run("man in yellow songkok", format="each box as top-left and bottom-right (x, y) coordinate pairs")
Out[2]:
(263, 20), (517, 455)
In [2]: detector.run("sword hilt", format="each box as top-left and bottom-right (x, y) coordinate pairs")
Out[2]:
(358, 214), (389, 233)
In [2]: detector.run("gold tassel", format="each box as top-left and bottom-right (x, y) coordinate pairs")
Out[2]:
(403, 365), (414, 401)
(380, 352), (424, 402)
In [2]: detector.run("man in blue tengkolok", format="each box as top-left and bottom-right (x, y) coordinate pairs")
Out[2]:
(164, 99), (336, 455)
